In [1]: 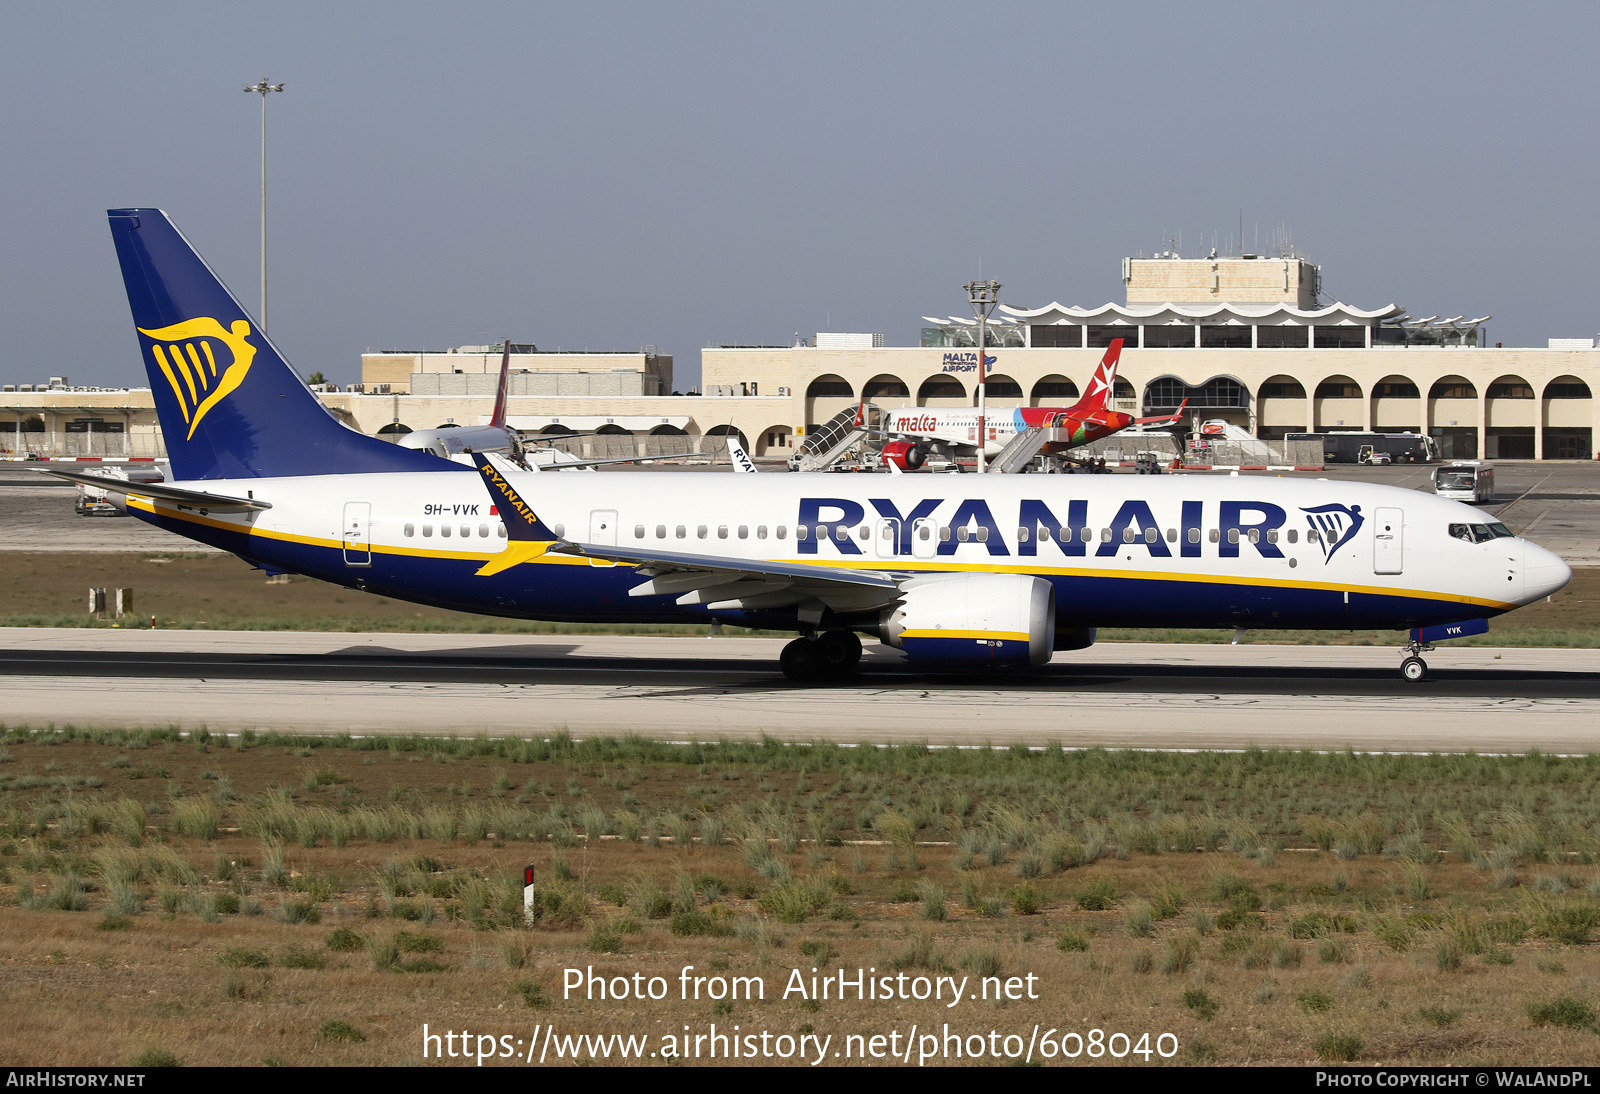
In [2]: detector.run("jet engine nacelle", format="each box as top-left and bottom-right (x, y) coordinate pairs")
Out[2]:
(880, 440), (928, 470)
(880, 574), (1056, 667)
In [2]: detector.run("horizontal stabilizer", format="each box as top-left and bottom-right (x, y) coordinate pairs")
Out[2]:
(39, 468), (271, 512)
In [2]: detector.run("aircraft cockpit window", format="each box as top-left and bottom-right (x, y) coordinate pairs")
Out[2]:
(1469, 524), (1496, 543)
(422, 524), (433, 537)
(1449, 523), (1474, 542)
(404, 523), (415, 538)
(1488, 522), (1514, 539)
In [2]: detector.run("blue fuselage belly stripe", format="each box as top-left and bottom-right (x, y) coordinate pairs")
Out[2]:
(134, 508), (1499, 632)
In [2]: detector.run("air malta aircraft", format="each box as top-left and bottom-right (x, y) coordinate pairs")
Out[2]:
(53, 209), (1570, 683)
(878, 340), (1186, 469)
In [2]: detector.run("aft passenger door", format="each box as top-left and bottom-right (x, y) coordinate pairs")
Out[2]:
(342, 502), (371, 567)
(588, 509), (617, 567)
(1373, 507), (1403, 575)
(911, 517), (938, 559)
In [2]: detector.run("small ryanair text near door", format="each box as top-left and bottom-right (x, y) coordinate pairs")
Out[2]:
(589, 510), (617, 566)
(342, 502), (371, 567)
(1374, 507), (1403, 575)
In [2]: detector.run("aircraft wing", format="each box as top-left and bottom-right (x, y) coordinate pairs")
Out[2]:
(38, 468), (271, 512)
(549, 540), (898, 589)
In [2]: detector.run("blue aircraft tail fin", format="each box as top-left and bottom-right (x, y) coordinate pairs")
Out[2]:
(107, 208), (456, 480)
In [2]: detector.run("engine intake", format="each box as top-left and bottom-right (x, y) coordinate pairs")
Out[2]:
(881, 573), (1056, 667)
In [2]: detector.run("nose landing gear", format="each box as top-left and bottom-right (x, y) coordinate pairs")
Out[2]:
(780, 630), (863, 682)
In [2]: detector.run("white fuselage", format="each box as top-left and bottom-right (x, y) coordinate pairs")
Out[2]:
(125, 468), (1569, 632)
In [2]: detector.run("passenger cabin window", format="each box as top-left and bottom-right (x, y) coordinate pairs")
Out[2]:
(956, 527), (970, 542)
(655, 524), (667, 539)
(479, 524), (489, 538)
(1228, 529), (1241, 544)
(1247, 529), (1260, 544)
(775, 526), (787, 540)
(939, 526), (952, 542)
(404, 523), (415, 537)
(496, 524), (506, 538)
(1209, 528), (1220, 543)
(797, 526), (809, 541)
(460, 524), (470, 538)
(717, 525), (728, 539)
(423, 524), (433, 537)
(676, 525), (686, 539)
(857, 525), (869, 540)
(1145, 527), (1158, 544)
(756, 525), (767, 539)
(1017, 526), (1030, 542)
(1309, 529), (1322, 544)
(1187, 528), (1200, 544)
(634, 525), (645, 539)
(738, 526), (748, 539)
(697, 525), (708, 539)
(834, 526), (847, 541)
(440, 525), (451, 538)
(1166, 528), (1177, 542)
(1079, 527), (1093, 543)
(554, 524), (565, 538)
(1266, 529), (1279, 544)
(1287, 529), (1298, 543)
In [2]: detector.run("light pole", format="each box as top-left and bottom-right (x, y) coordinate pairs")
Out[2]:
(965, 279), (1000, 473)
(244, 78), (284, 331)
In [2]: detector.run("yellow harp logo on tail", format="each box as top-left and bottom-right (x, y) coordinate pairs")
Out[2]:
(136, 318), (258, 440)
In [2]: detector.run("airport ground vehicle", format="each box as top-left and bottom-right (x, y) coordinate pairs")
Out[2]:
(1434, 461), (1495, 503)
(72, 462), (166, 514)
(52, 209), (1570, 684)
(1288, 431), (1436, 464)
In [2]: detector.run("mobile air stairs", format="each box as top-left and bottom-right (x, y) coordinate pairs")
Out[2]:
(791, 403), (883, 472)
(987, 418), (1077, 474)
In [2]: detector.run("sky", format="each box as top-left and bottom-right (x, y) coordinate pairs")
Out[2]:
(3, 1), (1599, 390)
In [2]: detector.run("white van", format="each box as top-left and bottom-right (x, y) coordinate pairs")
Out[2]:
(1434, 461), (1494, 503)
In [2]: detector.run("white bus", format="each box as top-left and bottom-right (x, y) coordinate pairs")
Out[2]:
(1434, 461), (1494, 503)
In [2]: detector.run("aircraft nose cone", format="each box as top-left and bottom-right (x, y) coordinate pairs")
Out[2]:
(1522, 539), (1572, 603)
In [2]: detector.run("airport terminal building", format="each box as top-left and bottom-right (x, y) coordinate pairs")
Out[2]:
(3, 251), (1597, 462)
(703, 254), (1600, 461)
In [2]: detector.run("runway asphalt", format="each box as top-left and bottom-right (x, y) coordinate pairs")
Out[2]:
(3, 629), (1597, 753)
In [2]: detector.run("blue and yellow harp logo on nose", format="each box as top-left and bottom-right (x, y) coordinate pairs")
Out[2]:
(136, 318), (257, 440)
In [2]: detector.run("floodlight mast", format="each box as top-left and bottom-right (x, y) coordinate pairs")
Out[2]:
(965, 279), (1001, 473)
(244, 79), (284, 332)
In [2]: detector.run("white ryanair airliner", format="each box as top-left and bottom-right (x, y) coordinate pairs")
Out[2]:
(49, 209), (1571, 683)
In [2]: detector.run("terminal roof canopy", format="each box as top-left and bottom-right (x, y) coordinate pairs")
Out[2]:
(997, 301), (1406, 326)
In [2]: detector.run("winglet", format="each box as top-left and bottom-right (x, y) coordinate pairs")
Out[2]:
(489, 340), (512, 429)
(471, 452), (559, 575)
(1077, 339), (1123, 411)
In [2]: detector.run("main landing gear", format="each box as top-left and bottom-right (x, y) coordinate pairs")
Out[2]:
(1399, 638), (1434, 683)
(780, 630), (862, 683)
